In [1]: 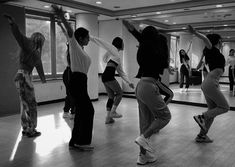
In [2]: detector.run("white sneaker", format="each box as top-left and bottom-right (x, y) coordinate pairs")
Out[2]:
(135, 135), (155, 153)
(110, 112), (122, 118)
(137, 152), (157, 165)
(63, 112), (70, 118)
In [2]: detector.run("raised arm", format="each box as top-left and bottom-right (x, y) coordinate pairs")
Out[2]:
(188, 25), (212, 49)
(122, 20), (142, 42)
(57, 21), (69, 39)
(3, 14), (31, 51)
(90, 36), (120, 60)
(51, 5), (73, 38)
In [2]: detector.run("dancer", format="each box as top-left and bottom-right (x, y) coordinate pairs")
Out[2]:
(123, 20), (171, 165)
(90, 36), (134, 124)
(179, 48), (191, 92)
(52, 5), (94, 150)
(226, 49), (235, 93)
(4, 14), (46, 137)
(123, 20), (173, 105)
(188, 25), (230, 143)
(57, 22), (75, 119)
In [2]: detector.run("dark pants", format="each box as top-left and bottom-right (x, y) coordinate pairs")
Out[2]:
(228, 66), (235, 91)
(69, 72), (94, 145)
(63, 67), (75, 114)
(180, 64), (190, 88)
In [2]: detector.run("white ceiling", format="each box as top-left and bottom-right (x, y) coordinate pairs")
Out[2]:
(5, 0), (235, 40)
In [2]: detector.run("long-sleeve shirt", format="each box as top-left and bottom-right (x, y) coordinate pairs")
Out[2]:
(90, 36), (131, 84)
(9, 22), (45, 82)
(67, 33), (91, 74)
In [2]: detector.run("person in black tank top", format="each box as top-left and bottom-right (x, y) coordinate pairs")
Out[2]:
(101, 37), (134, 124)
(188, 25), (229, 143)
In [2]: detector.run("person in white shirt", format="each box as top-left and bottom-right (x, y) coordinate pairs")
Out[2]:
(226, 49), (235, 92)
(52, 5), (94, 151)
(90, 36), (134, 124)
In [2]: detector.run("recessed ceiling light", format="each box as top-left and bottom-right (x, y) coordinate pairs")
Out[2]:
(164, 20), (169, 22)
(227, 36), (230, 38)
(96, 1), (102, 5)
(156, 12), (161, 14)
(173, 22), (176, 24)
(182, 27), (186, 29)
(223, 24), (228, 26)
(44, 5), (50, 8)
(216, 4), (223, 8)
(131, 15), (137, 17)
(67, 10), (72, 13)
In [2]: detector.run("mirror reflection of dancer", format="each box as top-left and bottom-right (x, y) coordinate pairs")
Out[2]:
(179, 47), (191, 92)
(90, 36), (134, 124)
(4, 14), (46, 137)
(226, 49), (235, 93)
(57, 22), (75, 119)
(196, 53), (209, 82)
(52, 5), (94, 151)
(188, 25), (230, 143)
(123, 20), (171, 165)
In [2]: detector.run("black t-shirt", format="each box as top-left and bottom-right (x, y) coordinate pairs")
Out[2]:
(203, 47), (225, 71)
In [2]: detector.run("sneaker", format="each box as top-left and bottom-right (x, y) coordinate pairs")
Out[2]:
(193, 115), (207, 131)
(63, 112), (70, 118)
(27, 130), (41, 138)
(137, 152), (157, 165)
(195, 134), (213, 143)
(135, 135), (154, 153)
(110, 112), (122, 118)
(105, 117), (115, 124)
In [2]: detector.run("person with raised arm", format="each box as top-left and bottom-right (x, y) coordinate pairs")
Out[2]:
(4, 14), (46, 137)
(123, 20), (172, 165)
(188, 25), (229, 143)
(51, 5), (94, 151)
(90, 36), (134, 124)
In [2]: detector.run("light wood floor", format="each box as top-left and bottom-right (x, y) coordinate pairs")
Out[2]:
(1, 96), (235, 167)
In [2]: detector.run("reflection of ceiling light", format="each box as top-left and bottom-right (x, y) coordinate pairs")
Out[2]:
(164, 20), (169, 22)
(223, 24), (228, 26)
(131, 15), (137, 17)
(173, 22), (176, 24)
(156, 12), (161, 14)
(96, 1), (102, 4)
(67, 10), (72, 13)
(182, 27), (186, 29)
(216, 4), (223, 8)
(44, 5), (50, 8)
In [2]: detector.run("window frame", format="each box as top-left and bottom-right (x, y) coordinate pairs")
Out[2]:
(25, 9), (76, 80)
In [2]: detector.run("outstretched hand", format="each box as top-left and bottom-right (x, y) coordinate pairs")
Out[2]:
(129, 83), (135, 89)
(51, 4), (64, 16)
(187, 25), (196, 34)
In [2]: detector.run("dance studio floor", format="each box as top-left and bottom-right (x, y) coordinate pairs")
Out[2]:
(1, 96), (235, 167)
(169, 84), (235, 110)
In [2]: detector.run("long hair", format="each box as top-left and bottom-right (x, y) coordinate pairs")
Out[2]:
(31, 32), (45, 51)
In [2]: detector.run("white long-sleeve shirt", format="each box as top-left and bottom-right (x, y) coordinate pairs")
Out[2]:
(90, 36), (131, 84)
